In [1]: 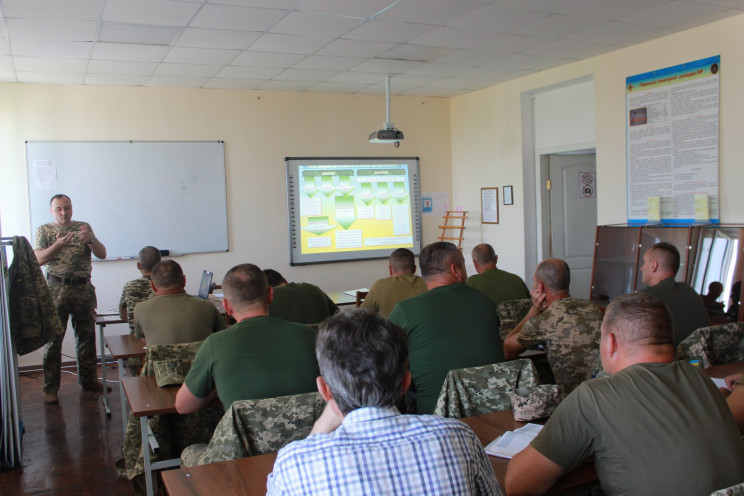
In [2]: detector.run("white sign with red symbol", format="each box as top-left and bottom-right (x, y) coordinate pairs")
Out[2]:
(580, 171), (595, 198)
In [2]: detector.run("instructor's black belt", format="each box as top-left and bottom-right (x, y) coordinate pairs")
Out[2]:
(47, 274), (89, 285)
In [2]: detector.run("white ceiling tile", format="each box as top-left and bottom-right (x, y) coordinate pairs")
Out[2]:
(146, 75), (209, 87)
(384, 73), (440, 85)
(87, 60), (158, 75)
(432, 49), (510, 65)
(258, 79), (318, 90)
(490, 0), (587, 15)
(568, 21), (667, 45)
(103, 0), (201, 26)
(164, 47), (240, 64)
(5, 19), (98, 41)
(98, 22), (181, 46)
(326, 71), (386, 84)
(350, 58), (423, 73)
(377, 0), (483, 25)
(13, 56), (88, 72)
(248, 33), (332, 54)
(495, 53), (568, 71)
(308, 81), (370, 92)
(175, 28), (260, 49)
(447, 4), (552, 31)
(404, 63), (473, 76)
(292, 55), (365, 70)
(342, 20), (435, 43)
(296, 0), (398, 18)
(400, 86), (453, 97)
(91, 43), (169, 62)
(0, 71), (17, 82)
(3, 0), (104, 20)
(273, 68), (338, 81)
(202, 77), (266, 89)
(216, 65), (283, 78)
(554, 0), (675, 22)
(512, 14), (605, 38)
(84, 74), (149, 85)
(409, 27), (543, 52)
(231, 51), (305, 67)
(11, 40), (92, 58)
(270, 12), (364, 37)
(17, 71), (85, 84)
(426, 77), (495, 90)
(525, 38), (614, 59)
(207, 0), (300, 8)
(154, 63), (223, 77)
(377, 44), (454, 61)
(623, 0), (729, 28)
(315, 38), (396, 57)
(190, 4), (288, 31)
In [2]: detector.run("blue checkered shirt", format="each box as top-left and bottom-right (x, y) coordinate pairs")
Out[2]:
(266, 406), (502, 495)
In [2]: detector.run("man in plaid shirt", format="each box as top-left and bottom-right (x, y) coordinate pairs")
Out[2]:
(266, 310), (502, 496)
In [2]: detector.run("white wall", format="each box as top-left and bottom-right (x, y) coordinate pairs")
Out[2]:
(0, 84), (452, 367)
(451, 12), (744, 281)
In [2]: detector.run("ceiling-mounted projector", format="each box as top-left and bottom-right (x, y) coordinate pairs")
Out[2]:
(369, 75), (404, 148)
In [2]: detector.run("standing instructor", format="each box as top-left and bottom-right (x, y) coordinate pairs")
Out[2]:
(34, 194), (107, 405)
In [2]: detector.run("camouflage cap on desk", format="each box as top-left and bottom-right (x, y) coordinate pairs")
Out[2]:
(511, 384), (564, 422)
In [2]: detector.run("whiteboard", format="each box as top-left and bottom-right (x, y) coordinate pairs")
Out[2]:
(26, 141), (228, 258)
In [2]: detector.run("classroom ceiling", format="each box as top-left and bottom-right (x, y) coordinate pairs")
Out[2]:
(0, 0), (742, 97)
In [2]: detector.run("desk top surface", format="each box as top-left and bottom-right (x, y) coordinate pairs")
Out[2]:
(95, 313), (125, 325)
(161, 409), (598, 496)
(122, 375), (179, 417)
(104, 334), (147, 359)
(326, 291), (357, 306)
(704, 361), (744, 379)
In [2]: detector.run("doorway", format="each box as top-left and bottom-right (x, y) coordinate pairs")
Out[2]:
(539, 151), (597, 299)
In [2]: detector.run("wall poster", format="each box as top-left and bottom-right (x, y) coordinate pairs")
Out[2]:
(626, 55), (720, 224)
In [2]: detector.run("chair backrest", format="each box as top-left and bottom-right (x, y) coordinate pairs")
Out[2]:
(433, 359), (539, 418)
(181, 391), (326, 467)
(711, 482), (744, 496)
(355, 290), (369, 307)
(497, 299), (532, 340)
(141, 340), (204, 386)
(676, 322), (744, 368)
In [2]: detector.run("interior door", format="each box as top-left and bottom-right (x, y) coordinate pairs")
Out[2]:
(547, 153), (597, 300)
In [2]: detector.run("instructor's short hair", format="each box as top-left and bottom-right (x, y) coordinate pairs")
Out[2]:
(316, 310), (408, 415)
(49, 193), (70, 205)
(151, 260), (184, 289)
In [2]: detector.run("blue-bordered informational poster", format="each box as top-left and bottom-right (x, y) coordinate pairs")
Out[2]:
(626, 55), (720, 224)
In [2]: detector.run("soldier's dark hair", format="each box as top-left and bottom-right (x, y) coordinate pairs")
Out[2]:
(223, 264), (268, 310)
(472, 243), (496, 266)
(648, 242), (680, 275)
(603, 293), (673, 348)
(419, 242), (463, 278)
(49, 193), (70, 205)
(138, 246), (161, 272)
(389, 248), (416, 274)
(316, 310), (408, 415)
(150, 260), (184, 289)
(535, 258), (570, 292)
(262, 269), (287, 287)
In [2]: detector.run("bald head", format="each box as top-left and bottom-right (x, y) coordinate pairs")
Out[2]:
(472, 243), (497, 273)
(535, 258), (570, 293)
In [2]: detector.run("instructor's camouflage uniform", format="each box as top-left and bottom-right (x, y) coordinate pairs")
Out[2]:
(119, 276), (156, 333)
(517, 297), (602, 393)
(35, 220), (99, 393)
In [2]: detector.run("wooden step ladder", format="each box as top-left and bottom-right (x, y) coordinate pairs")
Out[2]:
(438, 210), (468, 249)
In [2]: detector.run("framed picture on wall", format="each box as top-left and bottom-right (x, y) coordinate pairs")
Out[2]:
(481, 187), (499, 224)
(503, 185), (514, 205)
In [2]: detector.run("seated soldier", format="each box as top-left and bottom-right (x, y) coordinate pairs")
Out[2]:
(118, 245), (161, 334)
(267, 310), (502, 495)
(361, 248), (427, 317)
(506, 293), (744, 496)
(263, 269), (338, 325)
(638, 241), (709, 345)
(175, 264), (319, 412)
(388, 242), (504, 414)
(133, 260), (226, 347)
(503, 258), (602, 393)
(466, 243), (529, 314)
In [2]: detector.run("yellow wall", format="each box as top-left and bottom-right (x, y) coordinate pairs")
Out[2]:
(0, 84), (451, 366)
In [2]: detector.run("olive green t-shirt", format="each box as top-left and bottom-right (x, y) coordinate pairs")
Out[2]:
(466, 267), (530, 312)
(532, 361), (744, 496)
(133, 293), (226, 346)
(184, 316), (319, 408)
(269, 282), (338, 325)
(388, 283), (504, 414)
(361, 273), (428, 317)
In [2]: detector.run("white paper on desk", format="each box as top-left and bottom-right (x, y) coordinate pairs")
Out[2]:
(710, 377), (727, 389)
(344, 288), (369, 296)
(485, 423), (543, 459)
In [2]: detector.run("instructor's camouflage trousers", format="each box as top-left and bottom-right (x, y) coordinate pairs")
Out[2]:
(43, 280), (98, 392)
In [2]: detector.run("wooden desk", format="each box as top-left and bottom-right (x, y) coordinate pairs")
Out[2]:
(161, 409), (599, 496)
(95, 313), (125, 417)
(122, 376), (183, 496)
(104, 334), (147, 434)
(704, 361), (744, 379)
